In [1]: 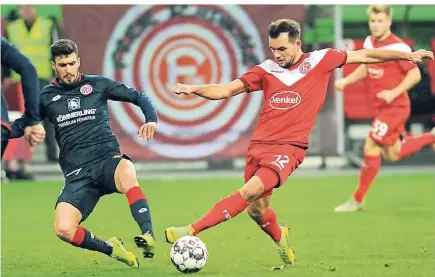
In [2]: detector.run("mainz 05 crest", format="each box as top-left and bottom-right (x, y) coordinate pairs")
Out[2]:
(104, 5), (265, 159)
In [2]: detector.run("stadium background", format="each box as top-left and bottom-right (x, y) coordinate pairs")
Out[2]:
(1, 4), (434, 178)
(1, 5), (434, 277)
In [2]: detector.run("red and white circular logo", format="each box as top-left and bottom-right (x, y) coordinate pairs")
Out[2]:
(104, 5), (265, 159)
(299, 61), (312, 74)
(80, 84), (93, 95)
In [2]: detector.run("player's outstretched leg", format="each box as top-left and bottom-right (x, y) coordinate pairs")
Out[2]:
(335, 137), (382, 212)
(54, 202), (139, 268)
(397, 128), (435, 160)
(165, 168), (274, 244)
(114, 158), (155, 259)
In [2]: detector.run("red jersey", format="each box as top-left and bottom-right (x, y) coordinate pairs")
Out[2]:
(363, 34), (417, 108)
(239, 49), (347, 148)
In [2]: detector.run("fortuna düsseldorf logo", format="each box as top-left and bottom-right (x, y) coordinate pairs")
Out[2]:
(104, 5), (265, 159)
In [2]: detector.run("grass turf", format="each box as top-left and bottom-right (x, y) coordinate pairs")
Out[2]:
(1, 172), (434, 277)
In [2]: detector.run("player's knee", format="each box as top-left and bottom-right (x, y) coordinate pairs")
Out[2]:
(384, 140), (402, 162)
(115, 158), (139, 193)
(54, 219), (78, 242)
(239, 179), (264, 202)
(385, 151), (400, 162)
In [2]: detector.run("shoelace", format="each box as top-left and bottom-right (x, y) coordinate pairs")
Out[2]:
(275, 244), (289, 258)
(114, 255), (133, 265)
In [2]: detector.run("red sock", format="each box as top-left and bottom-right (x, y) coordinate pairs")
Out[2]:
(398, 133), (435, 160)
(191, 191), (249, 235)
(253, 208), (282, 242)
(71, 227), (99, 245)
(126, 186), (147, 205)
(353, 155), (381, 203)
(71, 227), (85, 246)
(70, 227), (112, 255)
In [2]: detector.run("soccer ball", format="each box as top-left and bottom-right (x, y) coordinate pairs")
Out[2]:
(170, 236), (208, 274)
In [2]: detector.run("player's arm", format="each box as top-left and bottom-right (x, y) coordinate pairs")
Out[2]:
(173, 79), (248, 100)
(1, 37), (41, 125)
(105, 79), (157, 123)
(10, 117), (28, 139)
(1, 32), (12, 82)
(377, 66), (422, 104)
(105, 78), (158, 141)
(173, 65), (263, 99)
(10, 102), (46, 138)
(335, 64), (368, 91)
(345, 48), (434, 65)
(10, 102), (46, 148)
(393, 66), (421, 95)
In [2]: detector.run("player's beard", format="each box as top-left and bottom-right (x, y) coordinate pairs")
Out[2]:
(55, 68), (79, 85)
(281, 54), (299, 69)
(280, 45), (299, 68)
(282, 58), (295, 69)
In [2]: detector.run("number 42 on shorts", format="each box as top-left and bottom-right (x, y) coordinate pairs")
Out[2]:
(272, 155), (289, 170)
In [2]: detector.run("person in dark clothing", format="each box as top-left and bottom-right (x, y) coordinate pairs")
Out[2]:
(11, 38), (157, 268)
(1, 36), (45, 160)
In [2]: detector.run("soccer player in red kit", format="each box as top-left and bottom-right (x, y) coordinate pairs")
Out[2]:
(334, 5), (435, 213)
(165, 18), (434, 266)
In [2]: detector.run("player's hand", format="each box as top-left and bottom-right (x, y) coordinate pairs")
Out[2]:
(172, 83), (197, 95)
(409, 49), (434, 64)
(377, 90), (398, 104)
(138, 122), (157, 142)
(24, 124), (46, 151)
(335, 78), (348, 91)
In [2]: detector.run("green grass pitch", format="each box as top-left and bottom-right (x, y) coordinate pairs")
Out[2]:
(1, 172), (434, 277)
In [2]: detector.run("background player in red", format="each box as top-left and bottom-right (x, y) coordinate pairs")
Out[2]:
(165, 18), (433, 267)
(334, 5), (435, 213)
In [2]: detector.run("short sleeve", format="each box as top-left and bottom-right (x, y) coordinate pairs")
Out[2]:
(322, 49), (348, 72)
(363, 36), (373, 49)
(238, 66), (263, 92)
(398, 60), (417, 73)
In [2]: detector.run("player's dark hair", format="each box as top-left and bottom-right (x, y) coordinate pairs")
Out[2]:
(268, 19), (301, 41)
(51, 39), (79, 58)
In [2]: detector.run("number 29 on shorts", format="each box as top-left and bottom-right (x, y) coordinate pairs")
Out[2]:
(371, 120), (389, 137)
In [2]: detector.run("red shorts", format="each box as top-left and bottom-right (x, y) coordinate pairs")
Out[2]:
(244, 144), (306, 196)
(369, 106), (410, 146)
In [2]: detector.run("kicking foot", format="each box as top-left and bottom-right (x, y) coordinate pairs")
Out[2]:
(165, 225), (194, 244)
(108, 237), (139, 269)
(134, 233), (156, 259)
(334, 198), (363, 212)
(273, 224), (296, 265)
